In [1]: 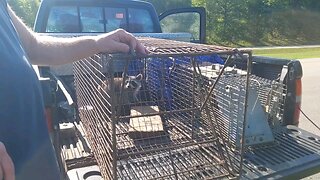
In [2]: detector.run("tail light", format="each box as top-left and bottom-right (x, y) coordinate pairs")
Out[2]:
(293, 78), (302, 124)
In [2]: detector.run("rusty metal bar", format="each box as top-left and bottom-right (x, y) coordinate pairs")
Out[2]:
(118, 138), (219, 159)
(239, 51), (253, 177)
(117, 107), (199, 120)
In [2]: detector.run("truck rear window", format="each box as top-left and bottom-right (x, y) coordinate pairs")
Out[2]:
(45, 6), (155, 33)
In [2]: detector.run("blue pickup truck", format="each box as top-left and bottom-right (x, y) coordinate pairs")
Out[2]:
(33, 0), (320, 179)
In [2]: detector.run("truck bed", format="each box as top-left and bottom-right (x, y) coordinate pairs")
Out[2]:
(46, 40), (310, 179)
(62, 122), (320, 179)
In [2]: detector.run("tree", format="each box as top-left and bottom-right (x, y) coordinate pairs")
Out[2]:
(8, 0), (40, 28)
(144, 0), (192, 15)
(192, 0), (249, 45)
(192, 0), (320, 46)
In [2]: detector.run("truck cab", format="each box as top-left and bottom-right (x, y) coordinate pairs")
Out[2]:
(34, 0), (206, 43)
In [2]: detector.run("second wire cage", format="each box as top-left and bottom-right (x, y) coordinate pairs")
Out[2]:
(74, 38), (253, 179)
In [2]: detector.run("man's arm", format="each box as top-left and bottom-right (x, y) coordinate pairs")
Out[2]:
(8, 6), (147, 66)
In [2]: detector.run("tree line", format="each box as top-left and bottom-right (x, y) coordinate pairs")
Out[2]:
(8, 0), (320, 47)
(8, 0), (39, 28)
(146, 0), (320, 46)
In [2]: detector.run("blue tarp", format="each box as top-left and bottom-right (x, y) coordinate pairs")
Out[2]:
(143, 54), (225, 110)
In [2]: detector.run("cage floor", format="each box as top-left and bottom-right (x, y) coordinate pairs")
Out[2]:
(116, 144), (232, 180)
(115, 114), (220, 159)
(115, 125), (320, 180)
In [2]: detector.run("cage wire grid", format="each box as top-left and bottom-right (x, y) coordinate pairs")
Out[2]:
(73, 38), (284, 179)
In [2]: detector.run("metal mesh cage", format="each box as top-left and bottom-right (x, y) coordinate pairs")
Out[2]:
(73, 38), (285, 179)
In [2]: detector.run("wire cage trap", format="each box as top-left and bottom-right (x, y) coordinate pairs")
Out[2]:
(73, 38), (286, 179)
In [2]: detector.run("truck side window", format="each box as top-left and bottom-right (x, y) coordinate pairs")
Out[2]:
(160, 12), (200, 42)
(128, 8), (154, 33)
(80, 7), (104, 32)
(105, 7), (127, 32)
(46, 6), (80, 33)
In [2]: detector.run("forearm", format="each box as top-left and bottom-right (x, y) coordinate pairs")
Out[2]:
(8, 6), (99, 65)
(8, 6), (146, 66)
(32, 36), (99, 65)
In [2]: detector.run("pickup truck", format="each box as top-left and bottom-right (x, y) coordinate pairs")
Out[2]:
(33, 0), (320, 179)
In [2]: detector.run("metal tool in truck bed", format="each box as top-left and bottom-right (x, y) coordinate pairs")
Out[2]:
(42, 38), (320, 180)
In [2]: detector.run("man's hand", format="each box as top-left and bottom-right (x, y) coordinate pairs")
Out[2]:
(95, 29), (148, 55)
(0, 142), (14, 180)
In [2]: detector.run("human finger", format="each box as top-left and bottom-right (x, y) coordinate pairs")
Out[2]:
(115, 29), (148, 55)
(1, 153), (15, 180)
(0, 142), (15, 180)
(109, 40), (130, 54)
(0, 162), (3, 180)
(134, 39), (149, 55)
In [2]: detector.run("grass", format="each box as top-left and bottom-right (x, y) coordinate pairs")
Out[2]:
(253, 47), (320, 59)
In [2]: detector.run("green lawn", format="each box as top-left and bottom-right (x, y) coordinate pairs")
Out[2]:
(253, 47), (320, 59)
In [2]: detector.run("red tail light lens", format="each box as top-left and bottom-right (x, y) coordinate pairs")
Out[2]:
(293, 79), (302, 124)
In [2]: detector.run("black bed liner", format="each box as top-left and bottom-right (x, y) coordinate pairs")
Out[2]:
(62, 122), (320, 179)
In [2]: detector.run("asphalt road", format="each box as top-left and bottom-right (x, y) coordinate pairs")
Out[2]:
(298, 58), (320, 136)
(297, 58), (320, 180)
